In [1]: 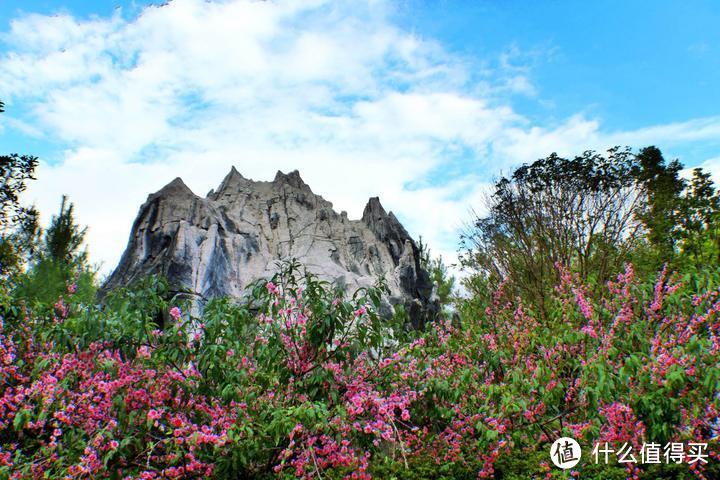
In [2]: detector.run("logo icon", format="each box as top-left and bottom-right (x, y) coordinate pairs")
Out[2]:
(551, 437), (581, 469)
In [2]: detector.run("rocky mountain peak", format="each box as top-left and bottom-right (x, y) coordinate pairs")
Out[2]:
(156, 177), (195, 198)
(209, 166), (249, 199)
(102, 169), (438, 328)
(362, 197), (411, 265)
(273, 169), (309, 190)
(362, 196), (386, 221)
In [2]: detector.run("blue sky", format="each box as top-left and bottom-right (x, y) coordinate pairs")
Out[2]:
(399, 1), (720, 126)
(1, 0), (719, 275)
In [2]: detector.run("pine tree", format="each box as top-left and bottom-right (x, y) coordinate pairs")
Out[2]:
(14, 196), (96, 306)
(632, 146), (686, 261)
(43, 195), (88, 265)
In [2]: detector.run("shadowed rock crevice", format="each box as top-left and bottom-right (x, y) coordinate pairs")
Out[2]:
(102, 168), (439, 327)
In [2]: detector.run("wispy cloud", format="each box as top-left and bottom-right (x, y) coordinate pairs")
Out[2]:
(0, 0), (718, 276)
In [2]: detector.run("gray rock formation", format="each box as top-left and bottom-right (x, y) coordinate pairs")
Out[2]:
(102, 168), (438, 328)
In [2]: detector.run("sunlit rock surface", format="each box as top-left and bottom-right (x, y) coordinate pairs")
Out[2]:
(102, 168), (439, 327)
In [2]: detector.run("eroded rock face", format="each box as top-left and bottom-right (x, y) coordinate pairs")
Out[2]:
(102, 168), (439, 328)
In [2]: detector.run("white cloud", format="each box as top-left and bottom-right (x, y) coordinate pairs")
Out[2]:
(1, 0), (719, 280)
(608, 117), (720, 147)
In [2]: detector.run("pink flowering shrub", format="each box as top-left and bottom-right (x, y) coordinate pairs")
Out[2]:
(0, 261), (719, 479)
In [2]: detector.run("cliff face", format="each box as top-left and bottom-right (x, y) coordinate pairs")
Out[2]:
(102, 168), (438, 327)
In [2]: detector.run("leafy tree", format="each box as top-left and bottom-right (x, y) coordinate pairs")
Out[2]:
(0, 154), (37, 229)
(418, 236), (456, 313)
(631, 146), (686, 265)
(460, 148), (644, 316)
(0, 206), (41, 280)
(675, 168), (720, 267)
(461, 146), (720, 315)
(0, 100), (40, 278)
(630, 148), (720, 271)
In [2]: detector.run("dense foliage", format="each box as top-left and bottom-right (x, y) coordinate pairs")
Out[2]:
(11, 195), (96, 307)
(1, 260), (718, 479)
(461, 147), (720, 315)
(418, 237), (456, 314)
(0, 105), (39, 281)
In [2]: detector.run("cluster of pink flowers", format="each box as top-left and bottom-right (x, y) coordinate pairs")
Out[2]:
(599, 402), (646, 450)
(169, 306), (182, 320)
(2, 262), (718, 479)
(0, 309), (241, 478)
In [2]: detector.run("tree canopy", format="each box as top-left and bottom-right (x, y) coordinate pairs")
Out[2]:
(461, 146), (720, 314)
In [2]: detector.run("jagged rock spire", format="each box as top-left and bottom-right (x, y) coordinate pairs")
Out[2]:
(156, 177), (195, 197)
(210, 166), (248, 199)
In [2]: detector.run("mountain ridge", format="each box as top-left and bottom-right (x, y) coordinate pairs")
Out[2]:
(102, 168), (439, 327)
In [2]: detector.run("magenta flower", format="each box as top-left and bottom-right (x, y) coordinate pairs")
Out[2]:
(266, 281), (280, 295)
